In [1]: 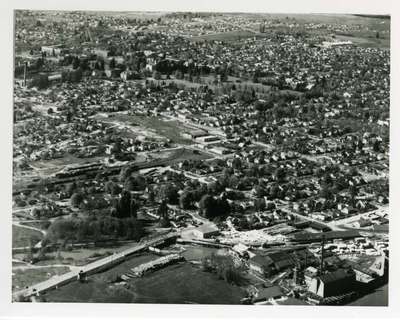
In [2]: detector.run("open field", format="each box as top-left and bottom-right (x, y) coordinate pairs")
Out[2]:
(190, 30), (259, 42)
(334, 34), (389, 49)
(12, 266), (70, 291)
(44, 261), (245, 304)
(30, 155), (104, 170)
(141, 148), (212, 166)
(12, 239), (156, 268)
(12, 225), (43, 248)
(98, 113), (192, 144)
(256, 13), (389, 30)
(130, 115), (192, 144)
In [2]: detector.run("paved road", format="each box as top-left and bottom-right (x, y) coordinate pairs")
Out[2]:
(13, 221), (46, 236)
(167, 167), (212, 184)
(13, 231), (179, 300)
(280, 206), (341, 231)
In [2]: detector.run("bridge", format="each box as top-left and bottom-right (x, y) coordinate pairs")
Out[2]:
(12, 231), (179, 300)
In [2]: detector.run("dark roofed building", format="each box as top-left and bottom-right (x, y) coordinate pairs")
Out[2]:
(308, 269), (356, 298)
(253, 285), (283, 303)
(192, 224), (220, 239)
(291, 230), (360, 243)
(249, 255), (275, 276)
(249, 248), (316, 277)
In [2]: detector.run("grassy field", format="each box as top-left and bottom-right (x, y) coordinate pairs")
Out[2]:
(44, 261), (245, 304)
(20, 221), (49, 230)
(12, 241), (147, 267)
(103, 113), (192, 145)
(133, 147), (211, 168)
(155, 148), (212, 164)
(191, 30), (258, 42)
(12, 225), (43, 248)
(30, 155), (104, 170)
(334, 34), (389, 49)
(12, 266), (70, 291)
(131, 115), (192, 144)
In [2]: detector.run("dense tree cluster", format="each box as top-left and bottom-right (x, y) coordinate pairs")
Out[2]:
(201, 253), (245, 286)
(45, 215), (144, 245)
(111, 190), (138, 219)
(199, 194), (230, 219)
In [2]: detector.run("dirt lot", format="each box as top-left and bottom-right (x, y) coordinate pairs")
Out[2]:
(98, 113), (192, 144)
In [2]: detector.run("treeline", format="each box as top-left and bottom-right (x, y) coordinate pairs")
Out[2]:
(45, 215), (144, 246)
(201, 253), (245, 286)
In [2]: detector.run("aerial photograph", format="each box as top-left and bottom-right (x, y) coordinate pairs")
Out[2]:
(12, 10), (389, 306)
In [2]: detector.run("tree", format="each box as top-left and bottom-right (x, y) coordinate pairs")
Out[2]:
(72, 57), (80, 69)
(349, 185), (358, 200)
(198, 194), (230, 219)
(231, 157), (242, 170)
(87, 186), (96, 194)
(216, 195), (231, 217)
(70, 193), (84, 208)
(30, 74), (49, 89)
(69, 68), (83, 83)
(373, 140), (381, 152)
(129, 198), (138, 219)
(274, 167), (286, 183)
(31, 207), (41, 219)
(269, 184), (280, 199)
(46, 217), (79, 245)
(208, 181), (224, 194)
(158, 184), (179, 204)
(66, 182), (77, 197)
(254, 185), (266, 198)
(157, 200), (168, 218)
(115, 190), (132, 218)
(199, 194), (215, 218)
(147, 189), (155, 204)
(254, 198), (266, 211)
(320, 184), (334, 200)
(109, 58), (116, 69)
(202, 253), (245, 285)
(105, 181), (120, 195)
(179, 190), (193, 209)
(119, 166), (134, 182)
(153, 70), (162, 80)
(157, 200), (171, 227)
(124, 177), (135, 191)
(174, 69), (184, 79)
